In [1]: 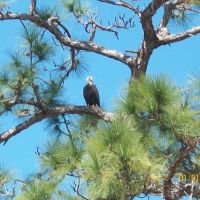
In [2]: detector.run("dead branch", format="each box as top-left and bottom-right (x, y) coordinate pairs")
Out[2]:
(0, 12), (132, 65)
(158, 2), (175, 29)
(97, 0), (141, 17)
(73, 11), (120, 40)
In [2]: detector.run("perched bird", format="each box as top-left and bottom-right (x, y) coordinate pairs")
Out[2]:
(83, 76), (100, 107)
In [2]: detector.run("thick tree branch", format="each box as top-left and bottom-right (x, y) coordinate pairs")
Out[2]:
(160, 26), (200, 44)
(143, 0), (168, 18)
(0, 106), (115, 144)
(129, 0), (168, 77)
(158, 2), (175, 29)
(47, 106), (115, 121)
(141, 0), (167, 40)
(158, 0), (190, 29)
(0, 12), (132, 66)
(0, 112), (45, 144)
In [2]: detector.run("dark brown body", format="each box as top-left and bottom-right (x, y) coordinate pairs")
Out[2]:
(83, 84), (100, 107)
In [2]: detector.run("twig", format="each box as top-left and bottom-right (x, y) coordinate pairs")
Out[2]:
(72, 177), (90, 200)
(30, 0), (37, 15)
(97, 0), (141, 17)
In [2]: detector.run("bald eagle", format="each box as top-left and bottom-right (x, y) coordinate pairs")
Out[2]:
(83, 76), (100, 107)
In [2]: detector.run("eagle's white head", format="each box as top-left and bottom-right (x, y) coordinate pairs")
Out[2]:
(86, 76), (93, 85)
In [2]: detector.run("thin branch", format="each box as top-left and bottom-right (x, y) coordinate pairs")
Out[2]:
(47, 17), (78, 83)
(114, 14), (135, 30)
(97, 0), (141, 17)
(72, 177), (90, 200)
(56, 20), (71, 38)
(73, 11), (119, 40)
(125, 50), (138, 54)
(30, 0), (37, 15)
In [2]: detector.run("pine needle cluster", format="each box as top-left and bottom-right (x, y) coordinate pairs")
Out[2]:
(16, 74), (200, 200)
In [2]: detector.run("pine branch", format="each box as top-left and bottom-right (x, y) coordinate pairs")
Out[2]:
(0, 106), (115, 144)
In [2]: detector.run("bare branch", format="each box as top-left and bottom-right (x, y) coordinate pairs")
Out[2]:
(158, 0), (200, 30)
(97, 0), (141, 17)
(143, 0), (168, 18)
(0, 106), (115, 144)
(113, 14), (135, 31)
(160, 26), (200, 45)
(48, 18), (77, 83)
(125, 50), (138, 54)
(158, 2), (175, 29)
(0, 112), (45, 144)
(0, 12), (132, 66)
(141, 0), (167, 40)
(73, 12), (119, 40)
(47, 106), (115, 121)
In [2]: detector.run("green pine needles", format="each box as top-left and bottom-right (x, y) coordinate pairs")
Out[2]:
(0, 24), (66, 117)
(62, 0), (89, 17)
(17, 75), (200, 199)
(2, 74), (200, 200)
(1, 13), (200, 200)
(2, 67), (200, 199)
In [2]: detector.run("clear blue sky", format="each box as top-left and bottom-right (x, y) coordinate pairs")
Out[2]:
(0, 1), (200, 199)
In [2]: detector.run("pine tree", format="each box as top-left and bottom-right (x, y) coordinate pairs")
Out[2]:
(1, 0), (200, 200)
